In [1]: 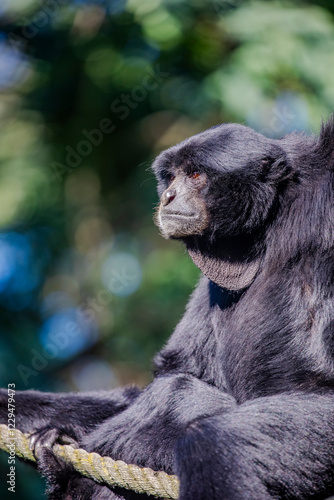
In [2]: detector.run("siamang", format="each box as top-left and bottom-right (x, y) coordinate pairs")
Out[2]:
(1, 119), (334, 500)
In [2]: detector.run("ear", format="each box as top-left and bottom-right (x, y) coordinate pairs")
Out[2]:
(259, 146), (292, 184)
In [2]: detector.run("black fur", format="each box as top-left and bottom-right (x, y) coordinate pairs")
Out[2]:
(1, 120), (334, 499)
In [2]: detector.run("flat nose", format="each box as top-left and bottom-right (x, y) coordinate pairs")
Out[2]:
(162, 189), (176, 206)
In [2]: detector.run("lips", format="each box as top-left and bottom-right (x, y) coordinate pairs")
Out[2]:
(161, 211), (197, 218)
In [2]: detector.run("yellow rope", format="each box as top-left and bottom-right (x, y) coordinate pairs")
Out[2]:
(0, 424), (179, 499)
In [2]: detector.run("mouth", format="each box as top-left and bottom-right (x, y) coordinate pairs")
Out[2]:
(160, 211), (197, 219)
(157, 212), (205, 240)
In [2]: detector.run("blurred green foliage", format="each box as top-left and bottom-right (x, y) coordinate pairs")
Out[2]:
(0, 0), (334, 497)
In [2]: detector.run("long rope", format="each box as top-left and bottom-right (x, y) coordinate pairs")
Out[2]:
(0, 423), (179, 499)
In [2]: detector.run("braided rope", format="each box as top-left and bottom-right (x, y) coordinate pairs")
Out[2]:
(0, 423), (179, 499)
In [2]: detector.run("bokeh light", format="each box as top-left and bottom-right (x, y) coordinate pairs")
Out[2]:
(70, 355), (118, 390)
(102, 252), (142, 297)
(39, 307), (99, 360)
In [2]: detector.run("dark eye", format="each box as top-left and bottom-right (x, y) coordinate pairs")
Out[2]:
(189, 172), (200, 180)
(169, 174), (175, 182)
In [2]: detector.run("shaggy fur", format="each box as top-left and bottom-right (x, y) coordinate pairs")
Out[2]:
(1, 120), (334, 499)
